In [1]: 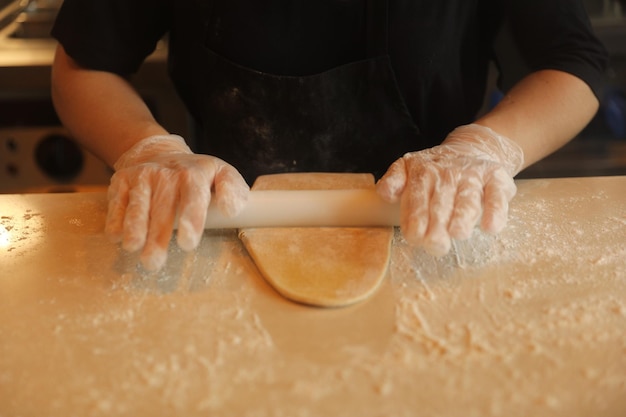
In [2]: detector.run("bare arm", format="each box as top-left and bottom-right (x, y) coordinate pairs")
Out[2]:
(51, 44), (249, 271)
(51, 44), (169, 167)
(475, 69), (599, 171)
(377, 69), (600, 255)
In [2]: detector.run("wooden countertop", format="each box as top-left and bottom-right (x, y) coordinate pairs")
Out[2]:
(1, 176), (625, 416)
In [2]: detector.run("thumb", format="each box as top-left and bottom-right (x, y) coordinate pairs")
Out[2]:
(376, 157), (408, 203)
(213, 164), (250, 217)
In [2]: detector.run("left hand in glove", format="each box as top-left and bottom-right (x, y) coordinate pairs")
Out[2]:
(376, 123), (524, 256)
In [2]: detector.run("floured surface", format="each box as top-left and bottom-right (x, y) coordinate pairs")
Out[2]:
(0, 176), (625, 416)
(239, 173), (393, 307)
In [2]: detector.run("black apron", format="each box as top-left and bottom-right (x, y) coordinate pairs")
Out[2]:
(169, 0), (422, 184)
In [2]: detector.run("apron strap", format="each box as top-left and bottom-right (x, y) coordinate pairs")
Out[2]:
(366, 0), (389, 58)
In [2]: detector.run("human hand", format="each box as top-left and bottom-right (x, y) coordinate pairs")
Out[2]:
(376, 124), (524, 256)
(105, 134), (249, 271)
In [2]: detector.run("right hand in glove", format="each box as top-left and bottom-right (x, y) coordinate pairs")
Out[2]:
(105, 134), (250, 271)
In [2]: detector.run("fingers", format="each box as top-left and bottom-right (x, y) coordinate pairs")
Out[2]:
(106, 155), (250, 272)
(448, 174), (483, 240)
(384, 154), (462, 255)
(481, 169), (517, 234)
(376, 157), (408, 203)
(112, 168), (177, 271)
(213, 164), (250, 217)
(399, 163), (435, 247)
(104, 173), (129, 243)
(400, 164), (459, 257)
(176, 161), (249, 252)
(176, 168), (211, 251)
(422, 169), (457, 256)
(397, 156), (512, 257)
(121, 171), (152, 252)
(140, 174), (178, 271)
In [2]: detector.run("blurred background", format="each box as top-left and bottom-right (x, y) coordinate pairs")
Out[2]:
(0, 0), (189, 193)
(0, 0), (625, 193)
(515, 0), (626, 178)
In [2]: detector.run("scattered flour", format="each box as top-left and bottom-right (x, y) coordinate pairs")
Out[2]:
(1, 179), (625, 416)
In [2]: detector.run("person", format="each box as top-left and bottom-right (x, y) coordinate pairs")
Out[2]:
(50, 0), (608, 271)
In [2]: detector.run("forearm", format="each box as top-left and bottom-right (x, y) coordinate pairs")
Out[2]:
(475, 69), (599, 171)
(51, 45), (168, 167)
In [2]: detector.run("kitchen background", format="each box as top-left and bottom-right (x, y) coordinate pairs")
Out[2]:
(0, 0), (625, 193)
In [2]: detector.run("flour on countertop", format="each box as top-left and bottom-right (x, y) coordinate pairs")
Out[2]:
(1, 181), (625, 417)
(0, 210), (44, 256)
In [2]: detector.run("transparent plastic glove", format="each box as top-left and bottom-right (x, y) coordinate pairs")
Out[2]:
(105, 134), (249, 271)
(376, 124), (524, 256)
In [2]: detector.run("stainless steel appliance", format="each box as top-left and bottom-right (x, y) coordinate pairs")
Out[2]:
(0, 0), (189, 193)
(0, 98), (113, 193)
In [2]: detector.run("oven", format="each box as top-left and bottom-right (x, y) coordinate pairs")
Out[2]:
(0, 98), (113, 193)
(0, 0), (189, 193)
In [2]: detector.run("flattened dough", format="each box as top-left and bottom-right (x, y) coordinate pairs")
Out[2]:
(239, 173), (394, 307)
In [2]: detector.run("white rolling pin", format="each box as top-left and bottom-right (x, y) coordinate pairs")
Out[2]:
(204, 189), (401, 229)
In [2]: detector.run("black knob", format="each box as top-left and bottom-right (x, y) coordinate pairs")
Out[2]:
(34, 134), (84, 182)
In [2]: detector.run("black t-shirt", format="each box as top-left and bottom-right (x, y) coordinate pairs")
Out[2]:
(51, 0), (608, 143)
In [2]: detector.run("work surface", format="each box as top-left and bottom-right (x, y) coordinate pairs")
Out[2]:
(1, 176), (625, 416)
